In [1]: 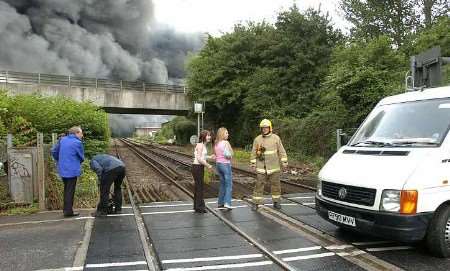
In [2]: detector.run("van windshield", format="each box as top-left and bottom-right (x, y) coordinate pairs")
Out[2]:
(350, 99), (450, 147)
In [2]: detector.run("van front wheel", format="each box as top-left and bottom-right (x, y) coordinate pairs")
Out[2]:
(426, 204), (450, 257)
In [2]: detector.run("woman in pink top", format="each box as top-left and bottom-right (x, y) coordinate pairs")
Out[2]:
(214, 127), (234, 209)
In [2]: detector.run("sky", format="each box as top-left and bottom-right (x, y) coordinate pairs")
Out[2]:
(152, 0), (350, 35)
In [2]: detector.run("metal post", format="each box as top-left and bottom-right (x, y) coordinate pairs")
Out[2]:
(7, 134), (13, 148)
(5, 70), (8, 87)
(38, 73), (41, 85)
(197, 114), (200, 138)
(336, 129), (342, 151)
(405, 71), (411, 91)
(120, 80), (123, 91)
(51, 133), (57, 145)
(143, 82), (145, 91)
(68, 75), (71, 88)
(37, 133), (45, 210)
(201, 112), (204, 131)
(95, 78), (98, 89)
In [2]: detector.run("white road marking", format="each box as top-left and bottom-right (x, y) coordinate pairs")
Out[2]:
(86, 260), (147, 268)
(152, 200), (184, 204)
(139, 203), (192, 208)
(352, 241), (394, 246)
(0, 216), (93, 227)
(164, 260), (273, 271)
(325, 244), (353, 250)
(366, 246), (414, 252)
(302, 202), (316, 206)
(215, 205), (248, 210)
(273, 246), (322, 255)
(288, 196), (315, 200)
(162, 254), (263, 264)
(263, 203), (298, 206)
(34, 267), (84, 271)
(104, 213), (135, 217)
(206, 199), (243, 204)
(141, 210), (195, 215)
(283, 252), (335, 262)
(337, 251), (366, 257)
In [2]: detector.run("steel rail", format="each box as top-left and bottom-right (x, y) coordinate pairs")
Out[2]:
(129, 138), (318, 191)
(113, 141), (160, 271)
(119, 138), (297, 271)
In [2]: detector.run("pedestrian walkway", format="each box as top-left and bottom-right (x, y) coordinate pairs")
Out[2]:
(0, 210), (93, 271)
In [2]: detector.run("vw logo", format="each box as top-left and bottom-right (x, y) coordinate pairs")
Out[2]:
(338, 187), (347, 199)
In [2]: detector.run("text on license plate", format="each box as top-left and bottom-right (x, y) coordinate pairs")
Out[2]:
(328, 211), (356, 227)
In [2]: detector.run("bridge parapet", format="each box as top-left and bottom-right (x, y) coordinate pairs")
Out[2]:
(0, 71), (187, 93)
(1, 71), (190, 115)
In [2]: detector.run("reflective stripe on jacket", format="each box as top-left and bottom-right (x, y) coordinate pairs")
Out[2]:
(250, 133), (288, 175)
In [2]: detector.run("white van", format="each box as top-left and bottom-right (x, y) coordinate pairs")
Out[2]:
(316, 85), (450, 257)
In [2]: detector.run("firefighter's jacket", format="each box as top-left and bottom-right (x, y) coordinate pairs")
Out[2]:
(250, 133), (288, 175)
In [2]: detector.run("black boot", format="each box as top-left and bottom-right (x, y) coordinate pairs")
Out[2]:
(273, 201), (282, 210)
(251, 204), (259, 211)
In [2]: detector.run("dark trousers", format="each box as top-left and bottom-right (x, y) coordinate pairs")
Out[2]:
(62, 177), (77, 215)
(192, 164), (205, 211)
(97, 166), (125, 213)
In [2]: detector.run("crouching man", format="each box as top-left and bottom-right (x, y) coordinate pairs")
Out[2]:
(90, 154), (126, 217)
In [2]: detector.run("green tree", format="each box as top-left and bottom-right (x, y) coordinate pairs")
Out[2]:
(409, 16), (450, 55)
(0, 91), (109, 156)
(323, 36), (407, 126)
(421, 0), (449, 27)
(187, 6), (339, 145)
(155, 116), (196, 144)
(340, 0), (419, 47)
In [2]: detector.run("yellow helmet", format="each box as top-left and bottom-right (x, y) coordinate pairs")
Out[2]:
(259, 119), (272, 130)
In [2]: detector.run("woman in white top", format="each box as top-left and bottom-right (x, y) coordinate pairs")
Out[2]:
(192, 130), (214, 213)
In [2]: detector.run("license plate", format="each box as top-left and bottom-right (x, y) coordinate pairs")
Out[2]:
(328, 211), (356, 227)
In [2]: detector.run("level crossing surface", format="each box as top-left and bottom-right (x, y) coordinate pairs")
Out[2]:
(2, 193), (450, 270)
(142, 198), (362, 271)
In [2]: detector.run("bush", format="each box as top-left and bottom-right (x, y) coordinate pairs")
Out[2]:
(0, 91), (110, 156)
(47, 159), (99, 210)
(156, 116), (196, 144)
(278, 112), (340, 158)
(84, 139), (110, 159)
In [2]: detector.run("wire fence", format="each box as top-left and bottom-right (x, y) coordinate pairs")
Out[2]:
(0, 70), (187, 93)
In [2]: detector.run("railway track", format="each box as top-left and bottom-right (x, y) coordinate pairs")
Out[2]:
(124, 138), (315, 196)
(114, 138), (402, 271)
(116, 139), (300, 270)
(115, 140), (190, 203)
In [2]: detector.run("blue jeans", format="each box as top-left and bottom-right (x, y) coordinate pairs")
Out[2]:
(217, 162), (233, 205)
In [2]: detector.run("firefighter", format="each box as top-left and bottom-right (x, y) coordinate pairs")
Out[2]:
(250, 119), (288, 210)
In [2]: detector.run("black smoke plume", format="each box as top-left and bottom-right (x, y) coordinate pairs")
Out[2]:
(0, 0), (204, 83)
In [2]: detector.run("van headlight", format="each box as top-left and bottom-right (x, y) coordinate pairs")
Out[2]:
(317, 179), (322, 196)
(380, 189), (418, 214)
(380, 190), (400, 212)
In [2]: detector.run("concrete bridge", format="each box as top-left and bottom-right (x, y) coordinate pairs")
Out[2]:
(0, 71), (190, 115)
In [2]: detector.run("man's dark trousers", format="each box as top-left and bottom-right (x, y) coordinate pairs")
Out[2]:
(62, 177), (77, 215)
(98, 166), (125, 213)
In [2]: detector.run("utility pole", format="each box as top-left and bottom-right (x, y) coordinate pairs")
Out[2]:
(194, 102), (203, 139)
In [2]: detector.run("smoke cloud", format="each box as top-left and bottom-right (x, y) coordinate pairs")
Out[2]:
(0, 0), (204, 136)
(109, 114), (174, 137)
(0, 0), (205, 83)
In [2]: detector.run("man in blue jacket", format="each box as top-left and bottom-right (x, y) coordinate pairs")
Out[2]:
(51, 126), (85, 217)
(90, 154), (125, 216)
